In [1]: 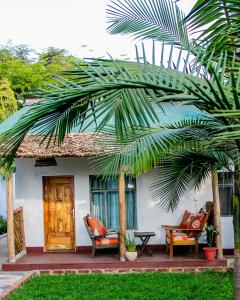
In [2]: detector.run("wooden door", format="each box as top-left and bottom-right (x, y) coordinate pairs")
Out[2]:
(43, 176), (75, 251)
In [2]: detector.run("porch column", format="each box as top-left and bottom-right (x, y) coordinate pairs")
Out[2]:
(211, 166), (223, 259)
(118, 170), (126, 261)
(7, 176), (15, 262)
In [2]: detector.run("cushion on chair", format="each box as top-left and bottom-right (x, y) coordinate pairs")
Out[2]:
(179, 210), (192, 229)
(87, 216), (107, 237)
(179, 210), (206, 238)
(172, 232), (195, 241)
(95, 237), (119, 245)
(187, 213), (206, 238)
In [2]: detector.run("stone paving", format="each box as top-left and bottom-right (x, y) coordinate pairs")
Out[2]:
(0, 236), (8, 268)
(0, 271), (27, 295)
(0, 236), (30, 298)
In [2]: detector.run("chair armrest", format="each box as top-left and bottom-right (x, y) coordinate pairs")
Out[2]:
(175, 228), (203, 232)
(105, 231), (119, 236)
(162, 225), (180, 231)
(162, 225), (203, 232)
(93, 234), (105, 239)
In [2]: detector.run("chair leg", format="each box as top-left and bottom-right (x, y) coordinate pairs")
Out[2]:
(170, 243), (173, 259)
(165, 235), (169, 254)
(195, 241), (199, 258)
(92, 246), (96, 257)
(166, 243), (169, 254)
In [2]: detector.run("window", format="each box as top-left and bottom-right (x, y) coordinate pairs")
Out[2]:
(218, 172), (234, 216)
(90, 176), (136, 230)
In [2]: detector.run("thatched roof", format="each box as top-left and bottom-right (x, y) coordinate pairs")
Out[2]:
(16, 133), (106, 158)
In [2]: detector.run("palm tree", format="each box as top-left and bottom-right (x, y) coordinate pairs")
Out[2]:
(0, 0), (239, 297)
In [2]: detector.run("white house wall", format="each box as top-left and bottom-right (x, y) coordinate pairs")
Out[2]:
(0, 176), (7, 217)
(14, 157), (233, 248)
(0, 175), (15, 217)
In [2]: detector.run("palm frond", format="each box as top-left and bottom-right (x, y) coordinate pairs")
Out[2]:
(185, 0), (240, 56)
(91, 117), (219, 177)
(106, 0), (190, 49)
(151, 149), (232, 212)
(0, 43), (237, 169)
(182, 67), (240, 140)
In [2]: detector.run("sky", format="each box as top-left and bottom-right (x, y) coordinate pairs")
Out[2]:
(0, 0), (196, 60)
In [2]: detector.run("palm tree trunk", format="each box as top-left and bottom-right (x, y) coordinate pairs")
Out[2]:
(6, 175), (15, 262)
(118, 171), (126, 261)
(211, 165), (223, 258)
(233, 172), (240, 299)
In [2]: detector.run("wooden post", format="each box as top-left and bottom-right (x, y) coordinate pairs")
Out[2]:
(7, 176), (15, 262)
(118, 170), (126, 261)
(211, 165), (223, 259)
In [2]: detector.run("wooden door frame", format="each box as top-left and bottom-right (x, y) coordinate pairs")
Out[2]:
(42, 175), (76, 252)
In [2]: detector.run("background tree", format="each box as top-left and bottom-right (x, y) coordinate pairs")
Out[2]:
(0, 78), (17, 122)
(0, 43), (81, 100)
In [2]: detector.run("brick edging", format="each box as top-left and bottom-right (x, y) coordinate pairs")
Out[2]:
(0, 266), (233, 299)
(36, 266), (232, 275)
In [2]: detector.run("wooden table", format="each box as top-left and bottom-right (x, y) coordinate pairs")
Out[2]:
(134, 231), (156, 256)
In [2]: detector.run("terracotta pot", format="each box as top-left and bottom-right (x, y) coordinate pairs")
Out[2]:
(203, 247), (217, 260)
(125, 251), (138, 262)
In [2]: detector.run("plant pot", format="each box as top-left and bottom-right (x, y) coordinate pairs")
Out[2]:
(125, 251), (138, 262)
(203, 247), (217, 260)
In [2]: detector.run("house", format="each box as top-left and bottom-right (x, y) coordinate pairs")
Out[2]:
(0, 102), (234, 257)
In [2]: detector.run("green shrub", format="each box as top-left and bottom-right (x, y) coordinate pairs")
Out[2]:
(0, 215), (7, 234)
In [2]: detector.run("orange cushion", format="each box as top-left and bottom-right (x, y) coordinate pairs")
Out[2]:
(179, 210), (206, 238)
(179, 210), (191, 229)
(173, 232), (189, 241)
(96, 237), (119, 245)
(187, 213), (206, 238)
(87, 216), (107, 237)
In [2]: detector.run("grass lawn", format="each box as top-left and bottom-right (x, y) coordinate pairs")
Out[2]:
(9, 271), (232, 300)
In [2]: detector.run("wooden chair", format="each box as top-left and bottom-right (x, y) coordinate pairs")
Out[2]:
(83, 214), (119, 257)
(162, 201), (213, 259)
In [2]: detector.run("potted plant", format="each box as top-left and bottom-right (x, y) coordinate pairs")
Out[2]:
(125, 232), (138, 262)
(203, 224), (218, 260)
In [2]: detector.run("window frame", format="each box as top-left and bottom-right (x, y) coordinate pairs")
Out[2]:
(89, 175), (137, 230)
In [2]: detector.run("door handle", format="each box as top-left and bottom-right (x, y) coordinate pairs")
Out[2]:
(71, 208), (75, 219)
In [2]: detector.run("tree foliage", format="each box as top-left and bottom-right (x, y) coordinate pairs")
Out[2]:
(0, 43), (81, 100)
(0, 78), (17, 122)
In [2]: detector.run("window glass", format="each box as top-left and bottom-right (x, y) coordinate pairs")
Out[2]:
(218, 172), (234, 185)
(107, 192), (119, 229)
(218, 172), (234, 216)
(107, 178), (118, 190)
(91, 192), (105, 222)
(90, 176), (136, 229)
(126, 191), (135, 228)
(90, 177), (105, 190)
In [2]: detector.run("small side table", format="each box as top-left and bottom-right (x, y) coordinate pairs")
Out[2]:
(134, 231), (156, 256)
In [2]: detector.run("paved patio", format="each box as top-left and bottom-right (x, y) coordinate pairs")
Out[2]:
(0, 235), (8, 268)
(0, 271), (29, 298)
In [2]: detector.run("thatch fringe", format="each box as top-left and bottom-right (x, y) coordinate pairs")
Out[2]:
(16, 133), (106, 158)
